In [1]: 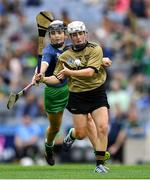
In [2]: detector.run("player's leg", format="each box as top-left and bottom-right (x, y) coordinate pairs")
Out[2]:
(62, 90), (89, 151)
(62, 114), (97, 151)
(46, 112), (63, 144)
(44, 85), (68, 165)
(86, 113), (97, 149)
(87, 113), (110, 165)
(45, 112), (63, 165)
(62, 114), (88, 151)
(91, 107), (109, 173)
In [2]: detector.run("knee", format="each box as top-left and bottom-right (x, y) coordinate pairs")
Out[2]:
(87, 114), (96, 130)
(52, 128), (60, 134)
(87, 118), (95, 129)
(87, 118), (93, 126)
(87, 113), (93, 122)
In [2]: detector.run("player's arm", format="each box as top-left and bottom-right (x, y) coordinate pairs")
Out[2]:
(32, 47), (53, 83)
(35, 61), (49, 74)
(35, 73), (62, 84)
(32, 62), (48, 84)
(58, 63), (95, 77)
(35, 59), (64, 84)
(43, 75), (61, 84)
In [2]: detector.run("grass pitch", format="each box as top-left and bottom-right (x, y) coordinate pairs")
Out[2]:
(0, 164), (150, 179)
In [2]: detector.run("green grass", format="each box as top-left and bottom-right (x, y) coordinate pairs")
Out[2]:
(0, 164), (150, 179)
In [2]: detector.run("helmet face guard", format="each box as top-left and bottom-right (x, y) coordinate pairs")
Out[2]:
(67, 21), (88, 50)
(48, 20), (66, 33)
(48, 20), (66, 48)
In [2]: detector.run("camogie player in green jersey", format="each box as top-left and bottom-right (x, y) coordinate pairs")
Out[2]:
(32, 20), (68, 166)
(35, 21), (111, 173)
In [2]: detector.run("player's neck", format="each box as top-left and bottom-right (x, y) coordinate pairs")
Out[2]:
(72, 41), (88, 51)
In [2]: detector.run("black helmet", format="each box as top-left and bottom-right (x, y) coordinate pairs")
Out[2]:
(48, 20), (66, 32)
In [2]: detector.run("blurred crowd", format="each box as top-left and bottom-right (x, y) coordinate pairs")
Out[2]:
(0, 0), (150, 164)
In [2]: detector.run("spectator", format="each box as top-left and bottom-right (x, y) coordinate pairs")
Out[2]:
(108, 102), (146, 163)
(14, 113), (41, 162)
(15, 93), (40, 119)
(108, 116), (125, 163)
(130, 0), (146, 18)
(26, 0), (42, 7)
(60, 9), (71, 25)
(108, 79), (130, 119)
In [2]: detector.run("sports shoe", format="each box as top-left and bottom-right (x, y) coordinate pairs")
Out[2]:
(94, 164), (108, 173)
(45, 143), (55, 166)
(62, 129), (75, 152)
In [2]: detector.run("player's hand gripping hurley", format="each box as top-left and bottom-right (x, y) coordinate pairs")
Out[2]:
(7, 11), (54, 109)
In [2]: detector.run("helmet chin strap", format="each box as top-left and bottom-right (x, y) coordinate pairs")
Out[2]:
(51, 42), (64, 48)
(73, 41), (88, 51)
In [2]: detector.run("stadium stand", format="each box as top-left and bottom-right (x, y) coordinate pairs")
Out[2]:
(0, 0), (150, 164)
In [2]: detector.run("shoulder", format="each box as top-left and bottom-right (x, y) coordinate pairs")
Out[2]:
(86, 42), (102, 54)
(86, 42), (100, 48)
(43, 44), (55, 54)
(59, 51), (68, 60)
(59, 47), (72, 58)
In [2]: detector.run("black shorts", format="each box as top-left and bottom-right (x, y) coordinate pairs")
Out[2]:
(66, 84), (110, 114)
